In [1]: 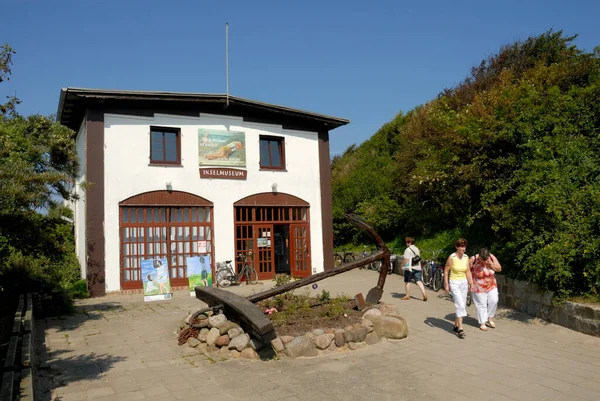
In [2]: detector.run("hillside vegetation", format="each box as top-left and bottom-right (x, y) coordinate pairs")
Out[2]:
(332, 30), (600, 299)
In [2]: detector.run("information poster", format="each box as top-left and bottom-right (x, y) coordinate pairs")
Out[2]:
(186, 255), (212, 296)
(198, 129), (246, 167)
(141, 258), (173, 302)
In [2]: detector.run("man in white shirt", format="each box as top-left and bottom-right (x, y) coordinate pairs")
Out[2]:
(401, 237), (428, 301)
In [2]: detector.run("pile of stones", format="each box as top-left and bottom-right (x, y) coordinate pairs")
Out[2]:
(178, 303), (408, 361)
(271, 303), (408, 358)
(179, 310), (265, 360)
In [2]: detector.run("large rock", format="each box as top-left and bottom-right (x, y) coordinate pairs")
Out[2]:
(284, 336), (318, 358)
(240, 348), (260, 360)
(228, 327), (243, 339)
(206, 327), (221, 346)
(208, 314), (228, 328)
(312, 329), (325, 336)
(218, 321), (241, 335)
(229, 334), (250, 352)
(361, 319), (374, 333)
(365, 331), (381, 345)
(365, 315), (408, 339)
(314, 333), (335, 350)
(271, 337), (285, 353)
(197, 328), (210, 342)
(348, 342), (367, 351)
(334, 330), (346, 347)
(280, 335), (294, 344)
(343, 327), (368, 343)
(187, 338), (201, 348)
(216, 335), (230, 347)
(363, 308), (382, 318)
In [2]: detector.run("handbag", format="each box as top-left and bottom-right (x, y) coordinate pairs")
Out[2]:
(409, 247), (421, 265)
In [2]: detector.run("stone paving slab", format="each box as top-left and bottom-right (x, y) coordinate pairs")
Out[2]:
(36, 270), (600, 401)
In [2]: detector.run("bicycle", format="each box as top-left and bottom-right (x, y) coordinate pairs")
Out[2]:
(373, 247), (396, 275)
(359, 246), (379, 270)
(215, 253), (258, 287)
(422, 249), (443, 289)
(333, 248), (355, 267)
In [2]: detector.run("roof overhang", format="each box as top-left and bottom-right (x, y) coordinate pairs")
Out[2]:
(57, 88), (349, 133)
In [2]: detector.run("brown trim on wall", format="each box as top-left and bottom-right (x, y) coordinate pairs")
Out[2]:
(234, 192), (310, 207)
(86, 109), (106, 296)
(318, 130), (334, 271)
(120, 190), (213, 206)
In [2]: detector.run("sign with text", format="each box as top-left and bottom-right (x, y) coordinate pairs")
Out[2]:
(199, 168), (247, 180)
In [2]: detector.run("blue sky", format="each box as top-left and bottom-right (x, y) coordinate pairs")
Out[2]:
(1, 0), (599, 155)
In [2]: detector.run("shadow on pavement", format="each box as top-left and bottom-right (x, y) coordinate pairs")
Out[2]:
(35, 302), (128, 401)
(423, 317), (455, 333)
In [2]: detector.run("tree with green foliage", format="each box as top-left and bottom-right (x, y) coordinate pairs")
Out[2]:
(332, 30), (600, 299)
(0, 43), (84, 310)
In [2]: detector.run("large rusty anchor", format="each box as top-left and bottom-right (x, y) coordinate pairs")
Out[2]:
(195, 213), (390, 344)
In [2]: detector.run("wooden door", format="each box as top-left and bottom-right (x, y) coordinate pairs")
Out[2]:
(290, 223), (311, 278)
(255, 225), (274, 280)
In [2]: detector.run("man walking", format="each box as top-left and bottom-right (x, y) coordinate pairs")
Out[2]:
(401, 237), (428, 301)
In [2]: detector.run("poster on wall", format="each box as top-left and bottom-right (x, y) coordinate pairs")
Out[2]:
(141, 258), (173, 302)
(186, 255), (212, 296)
(198, 129), (246, 167)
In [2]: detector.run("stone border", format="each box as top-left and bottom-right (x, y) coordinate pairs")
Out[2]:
(178, 303), (408, 360)
(496, 275), (600, 336)
(1, 293), (35, 401)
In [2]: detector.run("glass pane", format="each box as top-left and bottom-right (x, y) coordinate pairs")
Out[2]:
(183, 208), (189, 223)
(199, 227), (204, 240)
(125, 269), (130, 281)
(192, 227), (198, 241)
(164, 132), (178, 162)
(198, 208), (204, 222)
(185, 242), (190, 254)
(159, 208), (165, 222)
(269, 140), (282, 167)
(138, 209), (144, 223)
(184, 226), (190, 240)
(122, 208), (129, 223)
(151, 132), (164, 161)
(206, 208), (211, 223)
(130, 209), (137, 223)
(207, 227), (211, 240)
(178, 267), (184, 277)
(133, 269), (139, 281)
(260, 139), (271, 166)
(191, 208), (197, 222)
(123, 228), (129, 243)
(124, 257), (130, 268)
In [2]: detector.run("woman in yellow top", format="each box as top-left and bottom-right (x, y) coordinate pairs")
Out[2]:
(444, 238), (474, 338)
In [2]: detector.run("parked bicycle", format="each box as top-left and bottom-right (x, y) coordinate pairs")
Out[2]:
(333, 248), (355, 267)
(373, 247), (396, 275)
(422, 249), (444, 289)
(359, 246), (379, 270)
(215, 253), (258, 287)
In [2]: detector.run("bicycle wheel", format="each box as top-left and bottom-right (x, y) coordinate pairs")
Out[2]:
(344, 253), (355, 264)
(466, 290), (472, 306)
(432, 268), (443, 292)
(245, 267), (258, 285)
(372, 260), (382, 272)
(334, 254), (343, 267)
(422, 261), (432, 286)
(216, 268), (232, 287)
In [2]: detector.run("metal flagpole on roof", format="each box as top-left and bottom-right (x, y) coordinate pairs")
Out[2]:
(226, 22), (229, 107)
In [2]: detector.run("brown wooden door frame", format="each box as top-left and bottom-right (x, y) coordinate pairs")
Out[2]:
(254, 224), (274, 280)
(290, 223), (311, 278)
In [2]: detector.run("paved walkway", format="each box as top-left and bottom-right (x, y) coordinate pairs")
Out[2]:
(37, 270), (600, 401)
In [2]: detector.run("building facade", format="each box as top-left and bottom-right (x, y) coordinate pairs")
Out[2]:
(57, 88), (348, 296)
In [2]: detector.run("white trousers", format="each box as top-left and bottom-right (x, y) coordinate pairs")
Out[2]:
(449, 279), (468, 318)
(472, 288), (499, 324)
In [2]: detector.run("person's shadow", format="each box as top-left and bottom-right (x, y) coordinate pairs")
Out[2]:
(424, 317), (456, 333)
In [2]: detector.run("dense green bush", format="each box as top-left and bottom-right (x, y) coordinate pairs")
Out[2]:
(332, 30), (600, 299)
